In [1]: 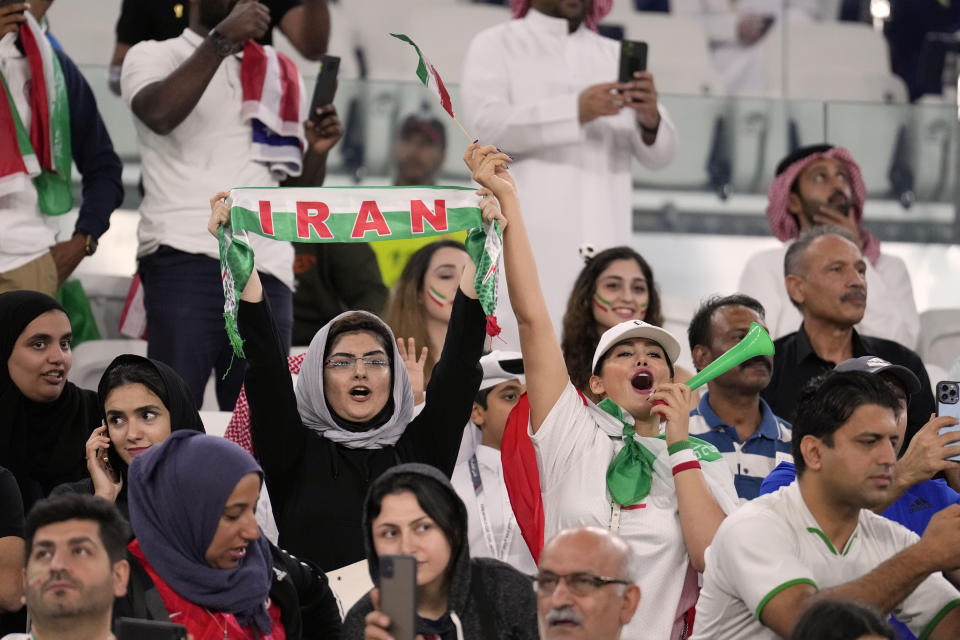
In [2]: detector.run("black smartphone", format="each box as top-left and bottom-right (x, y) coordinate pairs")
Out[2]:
(115, 618), (187, 640)
(937, 381), (960, 462)
(619, 40), (648, 83)
(309, 55), (340, 123)
(379, 555), (416, 640)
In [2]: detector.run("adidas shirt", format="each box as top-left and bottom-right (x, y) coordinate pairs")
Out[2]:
(692, 482), (960, 640)
(531, 383), (740, 640)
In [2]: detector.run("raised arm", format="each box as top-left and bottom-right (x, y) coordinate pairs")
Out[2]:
(128, 0), (269, 135)
(207, 194), (308, 506)
(464, 145), (568, 432)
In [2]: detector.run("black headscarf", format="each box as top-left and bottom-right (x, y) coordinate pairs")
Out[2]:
(97, 354), (206, 504)
(0, 290), (99, 512)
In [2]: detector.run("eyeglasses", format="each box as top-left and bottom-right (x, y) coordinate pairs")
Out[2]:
(323, 356), (390, 370)
(532, 572), (631, 596)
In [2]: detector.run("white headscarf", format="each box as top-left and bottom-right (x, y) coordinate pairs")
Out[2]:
(295, 311), (415, 449)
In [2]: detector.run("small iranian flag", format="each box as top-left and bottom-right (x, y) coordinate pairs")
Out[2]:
(390, 33), (454, 118)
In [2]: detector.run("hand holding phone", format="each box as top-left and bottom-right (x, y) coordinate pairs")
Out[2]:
(378, 555), (417, 640)
(309, 55), (340, 123)
(937, 381), (960, 463)
(618, 40), (648, 84)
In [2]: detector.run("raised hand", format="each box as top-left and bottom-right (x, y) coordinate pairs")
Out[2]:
(0, 3), (27, 38)
(814, 202), (863, 249)
(397, 337), (428, 404)
(86, 424), (122, 502)
(477, 188), (508, 232)
(214, 0), (270, 47)
(620, 71), (661, 133)
(649, 383), (693, 446)
(463, 143), (515, 201)
(208, 191), (232, 238)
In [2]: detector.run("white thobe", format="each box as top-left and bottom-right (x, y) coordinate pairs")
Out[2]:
(451, 444), (538, 576)
(462, 10), (677, 337)
(738, 245), (920, 348)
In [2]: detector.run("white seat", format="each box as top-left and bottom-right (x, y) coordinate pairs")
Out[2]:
(758, 22), (908, 102)
(918, 309), (960, 372)
(197, 410), (233, 438)
(327, 559), (374, 615)
(70, 339), (148, 392)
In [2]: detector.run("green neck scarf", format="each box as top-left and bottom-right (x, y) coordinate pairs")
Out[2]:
(599, 397), (658, 507)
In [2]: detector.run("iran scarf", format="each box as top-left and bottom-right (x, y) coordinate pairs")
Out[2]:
(0, 12), (72, 214)
(218, 186), (502, 358)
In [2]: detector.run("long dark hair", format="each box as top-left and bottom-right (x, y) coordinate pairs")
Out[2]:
(367, 471), (464, 579)
(384, 240), (467, 385)
(561, 246), (663, 393)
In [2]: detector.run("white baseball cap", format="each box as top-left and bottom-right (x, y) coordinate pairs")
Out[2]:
(479, 350), (525, 391)
(591, 320), (682, 372)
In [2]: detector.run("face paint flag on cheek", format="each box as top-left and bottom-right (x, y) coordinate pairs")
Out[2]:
(427, 286), (448, 307)
(594, 291), (612, 313)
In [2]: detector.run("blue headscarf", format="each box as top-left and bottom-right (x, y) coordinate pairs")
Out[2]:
(127, 431), (273, 634)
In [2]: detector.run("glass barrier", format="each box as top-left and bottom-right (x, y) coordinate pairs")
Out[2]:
(77, 66), (960, 244)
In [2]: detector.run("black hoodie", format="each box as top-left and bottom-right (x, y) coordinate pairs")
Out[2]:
(342, 463), (539, 640)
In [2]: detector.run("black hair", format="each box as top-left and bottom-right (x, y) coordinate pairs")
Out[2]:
(783, 225), (859, 311)
(790, 599), (894, 640)
(25, 494), (131, 565)
(687, 294), (766, 354)
(324, 313), (395, 364)
(791, 371), (900, 476)
(475, 387), (494, 410)
(777, 143), (835, 185)
(367, 472), (464, 573)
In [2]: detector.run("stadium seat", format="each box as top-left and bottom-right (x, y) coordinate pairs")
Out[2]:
(918, 308), (960, 371)
(327, 559), (374, 613)
(198, 411), (233, 438)
(70, 339), (148, 392)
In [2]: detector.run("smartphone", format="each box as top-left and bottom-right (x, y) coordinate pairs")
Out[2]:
(379, 555), (417, 640)
(618, 40), (648, 83)
(115, 618), (187, 640)
(309, 55), (340, 123)
(937, 380), (960, 462)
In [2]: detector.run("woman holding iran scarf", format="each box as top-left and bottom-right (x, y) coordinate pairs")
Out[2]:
(207, 191), (489, 572)
(115, 430), (342, 639)
(465, 144), (738, 640)
(0, 290), (99, 514)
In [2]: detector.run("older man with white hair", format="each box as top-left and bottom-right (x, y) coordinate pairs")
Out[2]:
(534, 526), (640, 640)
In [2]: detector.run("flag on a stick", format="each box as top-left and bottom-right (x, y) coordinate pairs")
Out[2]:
(390, 33), (456, 120)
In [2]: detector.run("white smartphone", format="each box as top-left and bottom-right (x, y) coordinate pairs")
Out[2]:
(936, 381), (960, 463)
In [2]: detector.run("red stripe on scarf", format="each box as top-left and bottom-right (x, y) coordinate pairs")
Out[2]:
(241, 42), (268, 104)
(18, 22), (51, 170)
(0, 86), (27, 178)
(277, 53), (301, 124)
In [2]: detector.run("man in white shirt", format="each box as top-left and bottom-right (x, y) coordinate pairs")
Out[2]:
(738, 144), (919, 348)
(535, 526), (640, 640)
(451, 350), (536, 574)
(3, 494), (130, 640)
(692, 370), (960, 640)
(461, 0), (677, 337)
(121, 0), (340, 409)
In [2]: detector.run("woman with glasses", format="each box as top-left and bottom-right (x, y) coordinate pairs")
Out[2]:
(344, 462), (537, 640)
(464, 145), (739, 640)
(207, 192), (489, 572)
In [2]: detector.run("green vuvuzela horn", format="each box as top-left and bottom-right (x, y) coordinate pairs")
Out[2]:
(686, 322), (775, 390)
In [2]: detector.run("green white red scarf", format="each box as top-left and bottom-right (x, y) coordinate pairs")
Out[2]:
(0, 13), (72, 213)
(218, 186), (502, 357)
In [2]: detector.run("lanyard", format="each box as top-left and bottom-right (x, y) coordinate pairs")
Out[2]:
(468, 454), (516, 561)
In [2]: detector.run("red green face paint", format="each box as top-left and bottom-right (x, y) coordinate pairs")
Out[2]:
(593, 291), (612, 313)
(639, 301), (648, 319)
(427, 285), (448, 308)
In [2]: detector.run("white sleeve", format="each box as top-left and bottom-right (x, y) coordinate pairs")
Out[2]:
(856, 254), (919, 349)
(738, 249), (789, 339)
(631, 104), (678, 171)
(461, 29), (583, 155)
(711, 512), (817, 620)
(529, 382), (602, 492)
(700, 455), (741, 514)
(120, 40), (178, 106)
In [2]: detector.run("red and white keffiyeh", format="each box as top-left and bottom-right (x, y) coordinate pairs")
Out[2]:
(225, 352), (306, 454)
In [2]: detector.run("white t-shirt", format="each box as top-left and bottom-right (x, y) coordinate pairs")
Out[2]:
(737, 245), (919, 349)
(451, 444), (537, 575)
(531, 383), (740, 640)
(692, 482), (960, 640)
(121, 29), (306, 289)
(0, 32), (57, 272)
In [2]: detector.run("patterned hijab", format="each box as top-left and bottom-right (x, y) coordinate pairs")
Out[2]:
(511, 0), (614, 31)
(766, 145), (880, 265)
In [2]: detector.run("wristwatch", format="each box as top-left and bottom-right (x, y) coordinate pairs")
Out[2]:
(209, 28), (238, 58)
(74, 231), (97, 256)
